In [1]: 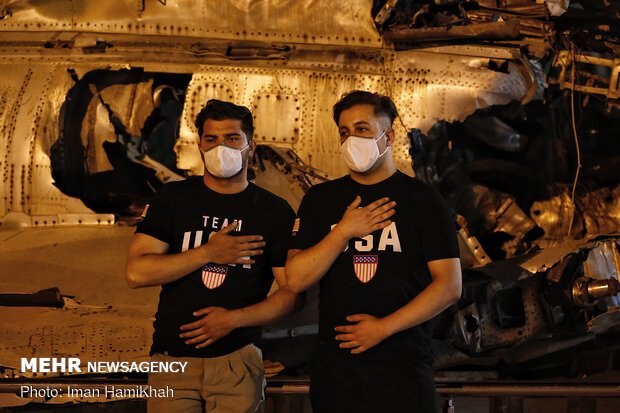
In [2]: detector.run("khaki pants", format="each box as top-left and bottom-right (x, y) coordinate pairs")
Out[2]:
(147, 344), (265, 413)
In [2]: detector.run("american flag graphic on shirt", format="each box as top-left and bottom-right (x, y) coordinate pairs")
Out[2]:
(353, 255), (378, 283)
(202, 264), (228, 289)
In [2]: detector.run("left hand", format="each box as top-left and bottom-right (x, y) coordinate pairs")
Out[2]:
(334, 314), (390, 354)
(179, 307), (240, 349)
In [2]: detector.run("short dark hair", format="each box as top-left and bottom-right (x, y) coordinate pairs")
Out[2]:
(195, 99), (254, 140)
(333, 90), (398, 126)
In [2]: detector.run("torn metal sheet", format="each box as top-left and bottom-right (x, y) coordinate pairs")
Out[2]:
(251, 145), (331, 212)
(374, 0), (399, 26)
(588, 309), (620, 334)
(546, 0), (570, 16)
(0, 0), (383, 47)
(494, 197), (536, 238)
(464, 115), (528, 152)
(519, 237), (620, 275)
(457, 227), (493, 269)
(450, 184), (536, 258)
(531, 185), (620, 249)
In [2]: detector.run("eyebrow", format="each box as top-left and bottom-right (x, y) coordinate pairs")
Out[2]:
(202, 133), (242, 138)
(339, 121), (370, 128)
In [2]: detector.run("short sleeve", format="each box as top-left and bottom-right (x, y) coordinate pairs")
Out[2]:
(268, 201), (296, 267)
(290, 187), (324, 251)
(419, 187), (460, 262)
(135, 185), (173, 244)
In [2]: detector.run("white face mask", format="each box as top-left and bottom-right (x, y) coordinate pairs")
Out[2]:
(340, 130), (388, 173)
(202, 144), (249, 178)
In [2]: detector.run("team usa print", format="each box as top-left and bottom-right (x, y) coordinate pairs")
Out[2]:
(202, 264), (228, 289)
(353, 255), (379, 283)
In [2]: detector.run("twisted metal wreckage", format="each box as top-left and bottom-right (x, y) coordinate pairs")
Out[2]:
(0, 0), (619, 406)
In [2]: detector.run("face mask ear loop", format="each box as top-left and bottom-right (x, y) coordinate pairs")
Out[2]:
(239, 141), (251, 169)
(376, 130), (389, 158)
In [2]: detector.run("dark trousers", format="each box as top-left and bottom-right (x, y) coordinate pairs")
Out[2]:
(310, 354), (438, 413)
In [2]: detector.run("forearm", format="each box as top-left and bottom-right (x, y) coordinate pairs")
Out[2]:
(382, 278), (461, 337)
(233, 287), (299, 327)
(286, 227), (350, 293)
(126, 246), (209, 288)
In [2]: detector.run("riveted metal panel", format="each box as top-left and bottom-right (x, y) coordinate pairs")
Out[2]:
(0, 63), (102, 225)
(0, 0), (383, 48)
(0, 308), (152, 375)
(0, 45), (529, 219)
(177, 54), (526, 179)
(388, 50), (529, 133)
(177, 67), (391, 178)
(252, 93), (301, 145)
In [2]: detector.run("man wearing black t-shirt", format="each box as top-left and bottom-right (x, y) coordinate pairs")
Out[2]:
(286, 91), (462, 413)
(126, 100), (298, 413)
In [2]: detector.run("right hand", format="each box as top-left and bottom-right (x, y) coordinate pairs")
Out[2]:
(335, 196), (396, 240)
(202, 221), (266, 265)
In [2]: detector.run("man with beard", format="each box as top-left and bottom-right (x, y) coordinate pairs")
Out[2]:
(126, 99), (298, 413)
(286, 91), (462, 413)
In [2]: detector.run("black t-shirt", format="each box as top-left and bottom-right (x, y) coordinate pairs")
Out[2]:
(291, 171), (459, 364)
(136, 177), (295, 357)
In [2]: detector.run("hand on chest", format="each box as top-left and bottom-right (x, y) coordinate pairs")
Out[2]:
(331, 221), (402, 253)
(180, 214), (246, 252)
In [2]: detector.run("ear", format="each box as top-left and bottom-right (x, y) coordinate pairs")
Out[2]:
(385, 128), (396, 147)
(248, 139), (257, 156)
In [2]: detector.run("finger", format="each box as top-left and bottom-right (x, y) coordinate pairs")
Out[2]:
(185, 333), (209, 345)
(370, 201), (396, 216)
(185, 334), (209, 345)
(371, 209), (395, 223)
(234, 258), (256, 265)
(196, 338), (215, 349)
(346, 314), (368, 322)
(371, 220), (392, 232)
(180, 320), (204, 331)
(219, 221), (239, 234)
(351, 346), (367, 354)
(239, 241), (266, 249)
(180, 328), (205, 339)
(236, 235), (264, 243)
(334, 325), (355, 333)
(339, 341), (359, 349)
(335, 334), (355, 341)
(366, 197), (391, 212)
(193, 307), (214, 317)
(238, 249), (263, 257)
(347, 196), (361, 210)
